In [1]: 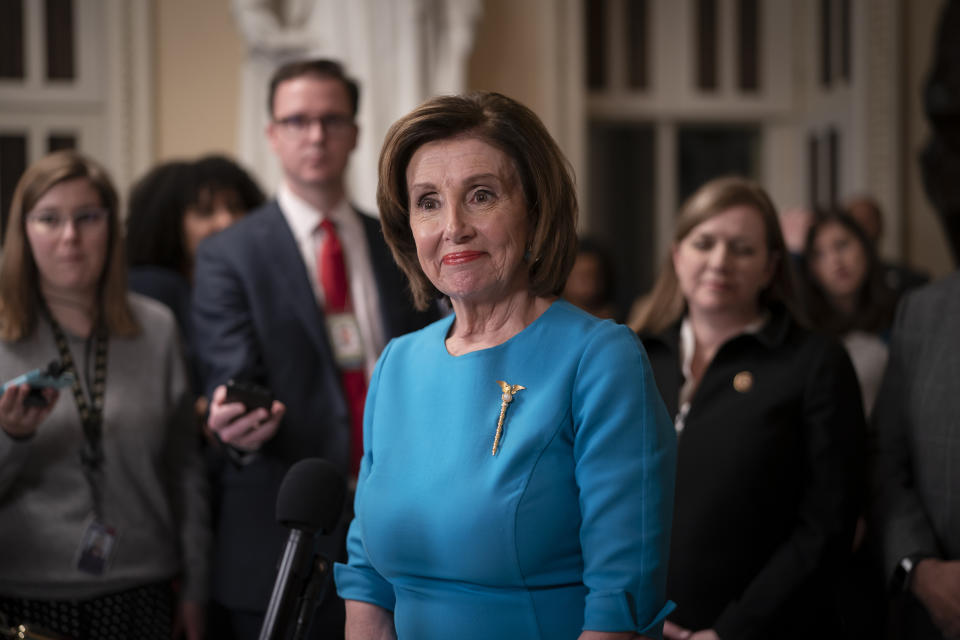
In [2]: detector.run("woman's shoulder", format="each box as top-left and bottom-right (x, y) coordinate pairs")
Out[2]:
(380, 312), (453, 358)
(544, 301), (650, 365)
(128, 265), (190, 300)
(770, 314), (859, 387)
(126, 292), (179, 338)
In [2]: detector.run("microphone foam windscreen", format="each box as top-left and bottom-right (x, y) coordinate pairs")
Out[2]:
(276, 458), (346, 534)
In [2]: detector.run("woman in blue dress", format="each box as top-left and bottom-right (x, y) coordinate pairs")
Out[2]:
(334, 92), (677, 640)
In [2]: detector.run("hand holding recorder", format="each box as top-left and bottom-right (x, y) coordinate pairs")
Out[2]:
(207, 380), (286, 452)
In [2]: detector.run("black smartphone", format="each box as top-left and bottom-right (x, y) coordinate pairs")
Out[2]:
(224, 379), (273, 413)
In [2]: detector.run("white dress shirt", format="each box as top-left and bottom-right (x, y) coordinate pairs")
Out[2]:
(277, 182), (387, 378)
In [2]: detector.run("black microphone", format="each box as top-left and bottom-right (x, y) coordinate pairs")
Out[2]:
(259, 458), (346, 640)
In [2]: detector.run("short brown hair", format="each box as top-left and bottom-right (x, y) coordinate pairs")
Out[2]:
(0, 150), (138, 341)
(267, 58), (360, 118)
(378, 92), (579, 310)
(631, 176), (798, 334)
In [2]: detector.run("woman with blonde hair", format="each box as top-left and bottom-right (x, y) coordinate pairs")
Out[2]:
(635, 176), (865, 640)
(0, 151), (209, 640)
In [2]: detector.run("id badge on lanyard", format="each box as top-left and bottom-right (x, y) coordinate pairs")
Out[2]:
(326, 311), (365, 370)
(47, 313), (119, 575)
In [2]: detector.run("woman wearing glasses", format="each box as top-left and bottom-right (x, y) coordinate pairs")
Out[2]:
(0, 151), (209, 640)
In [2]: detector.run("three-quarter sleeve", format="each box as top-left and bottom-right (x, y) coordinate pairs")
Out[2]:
(335, 341), (397, 611)
(571, 323), (677, 636)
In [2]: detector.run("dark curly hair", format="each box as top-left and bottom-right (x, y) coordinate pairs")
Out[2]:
(126, 155), (264, 275)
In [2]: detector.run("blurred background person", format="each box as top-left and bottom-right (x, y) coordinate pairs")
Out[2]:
(196, 59), (438, 640)
(126, 155), (264, 417)
(335, 92), (677, 640)
(634, 176), (865, 640)
(802, 210), (895, 415)
(777, 205), (815, 260)
(872, 269), (960, 640)
(802, 209), (893, 637)
(562, 236), (619, 320)
(871, 5), (960, 637)
(843, 195), (930, 301)
(126, 154), (265, 339)
(0, 150), (209, 640)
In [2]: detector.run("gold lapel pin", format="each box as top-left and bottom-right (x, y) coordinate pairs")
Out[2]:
(733, 371), (754, 393)
(492, 380), (525, 455)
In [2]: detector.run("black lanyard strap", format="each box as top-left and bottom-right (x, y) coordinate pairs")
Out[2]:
(47, 314), (109, 518)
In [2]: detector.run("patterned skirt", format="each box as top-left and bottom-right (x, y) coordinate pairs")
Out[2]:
(0, 582), (174, 640)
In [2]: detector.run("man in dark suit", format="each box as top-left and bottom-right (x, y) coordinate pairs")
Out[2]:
(872, 271), (960, 640)
(192, 59), (437, 640)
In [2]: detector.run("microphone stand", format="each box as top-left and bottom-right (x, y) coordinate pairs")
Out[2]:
(259, 529), (310, 640)
(290, 553), (333, 640)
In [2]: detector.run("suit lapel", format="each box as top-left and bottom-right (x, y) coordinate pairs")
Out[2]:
(257, 204), (332, 358)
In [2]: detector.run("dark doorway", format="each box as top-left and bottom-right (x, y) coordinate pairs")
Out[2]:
(586, 121), (656, 321)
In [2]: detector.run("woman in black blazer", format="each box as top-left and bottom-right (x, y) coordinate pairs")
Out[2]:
(632, 177), (866, 640)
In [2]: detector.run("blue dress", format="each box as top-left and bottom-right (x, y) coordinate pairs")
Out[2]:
(335, 301), (676, 639)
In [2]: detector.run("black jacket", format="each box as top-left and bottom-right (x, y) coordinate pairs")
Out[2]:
(192, 202), (439, 615)
(640, 306), (865, 640)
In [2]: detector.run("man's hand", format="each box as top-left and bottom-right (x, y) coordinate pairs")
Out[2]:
(912, 558), (960, 639)
(207, 384), (285, 451)
(0, 385), (58, 439)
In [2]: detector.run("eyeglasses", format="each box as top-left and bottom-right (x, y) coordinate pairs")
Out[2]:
(273, 113), (354, 137)
(26, 208), (109, 234)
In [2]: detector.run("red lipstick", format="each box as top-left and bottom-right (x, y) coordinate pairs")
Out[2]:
(442, 251), (485, 265)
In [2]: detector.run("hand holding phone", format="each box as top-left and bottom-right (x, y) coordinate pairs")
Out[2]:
(224, 379), (273, 413)
(0, 361), (67, 438)
(1, 360), (74, 408)
(208, 382), (285, 453)
(2, 359), (74, 390)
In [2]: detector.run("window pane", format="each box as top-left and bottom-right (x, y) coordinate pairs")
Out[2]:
(0, 0), (25, 79)
(820, 0), (832, 87)
(626, 0), (649, 90)
(737, 0), (760, 91)
(696, 0), (718, 91)
(808, 133), (820, 207)
(587, 121), (655, 316)
(840, 0), (851, 81)
(678, 125), (761, 203)
(586, 0), (608, 90)
(45, 0), (76, 80)
(828, 127), (840, 206)
(48, 133), (77, 152)
(1, 134), (29, 244)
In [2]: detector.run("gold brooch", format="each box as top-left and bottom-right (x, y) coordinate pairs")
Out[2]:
(733, 371), (754, 393)
(492, 380), (525, 455)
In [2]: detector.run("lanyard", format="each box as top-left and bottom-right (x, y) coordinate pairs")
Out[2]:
(47, 314), (109, 519)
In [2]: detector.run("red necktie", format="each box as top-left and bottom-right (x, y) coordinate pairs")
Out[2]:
(317, 218), (367, 475)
